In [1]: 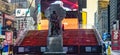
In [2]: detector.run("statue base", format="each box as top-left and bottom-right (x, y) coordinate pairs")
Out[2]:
(47, 35), (63, 52)
(44, 35), (66, 55)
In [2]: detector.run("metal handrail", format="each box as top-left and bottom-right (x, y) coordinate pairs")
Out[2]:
(93, 26), (103, 45)
(14, 29), (28, 46)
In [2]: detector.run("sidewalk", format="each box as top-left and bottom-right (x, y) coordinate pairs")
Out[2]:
(111, 50), (120, 55)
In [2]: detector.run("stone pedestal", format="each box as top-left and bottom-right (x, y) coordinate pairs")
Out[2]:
(47, 35), (63, 52)
(44, 35), (66, 55)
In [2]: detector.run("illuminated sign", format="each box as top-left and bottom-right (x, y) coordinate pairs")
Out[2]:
(4, 14), (14, 20)
(16, 8), (30, 17)
(41, 0), (78, 11)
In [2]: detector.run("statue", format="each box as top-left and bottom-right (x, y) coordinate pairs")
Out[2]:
(44, 1), (66, 54)
(50, 11), (60, 35)
(45, 4), (66, 37)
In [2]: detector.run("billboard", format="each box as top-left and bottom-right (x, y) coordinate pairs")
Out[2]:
(112, 30), (120, 50)
(5, 32), (13, 44)
(41, 0), (78, 12)
(16, 8), (30, 17)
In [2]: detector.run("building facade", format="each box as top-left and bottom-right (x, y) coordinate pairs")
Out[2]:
(97, 8), (108, 36)
(117, 0), (120, 30)
(82, 0), (98, 29)
(9, 0), (27, 8)
(9, 0), (36, 30)
(110, 0), (118, 32)
(110, 0), (120, 50)
(96, 0), (109, 36)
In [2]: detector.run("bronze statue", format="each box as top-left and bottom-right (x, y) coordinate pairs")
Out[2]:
(45, 4), (66, 37)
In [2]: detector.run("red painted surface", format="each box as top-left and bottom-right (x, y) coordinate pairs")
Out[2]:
(20, 29), (98, 46)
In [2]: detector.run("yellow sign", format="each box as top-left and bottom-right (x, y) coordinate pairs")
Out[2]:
(82, 11), (87, 28)
(37, 23), (41, 30)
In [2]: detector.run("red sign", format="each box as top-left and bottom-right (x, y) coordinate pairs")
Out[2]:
(5, 32), (13, 44)
(112, 30), (120, 50)
(4, 14), (14, 20)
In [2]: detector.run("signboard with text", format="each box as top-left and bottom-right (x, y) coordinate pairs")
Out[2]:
(4, 14), (14, 20)
(16, 8), (30, 17)
(112, 30), (120, 50)
(5, 32), (13, 45)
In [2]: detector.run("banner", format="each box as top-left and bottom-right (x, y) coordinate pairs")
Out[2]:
(5, 31), (13, 44)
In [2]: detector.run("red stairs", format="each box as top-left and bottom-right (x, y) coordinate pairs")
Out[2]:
(20, 29), (98, 46)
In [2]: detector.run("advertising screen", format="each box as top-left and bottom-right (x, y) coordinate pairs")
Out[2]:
(41, 0), (78, 12)
(41, 0), (78, 18)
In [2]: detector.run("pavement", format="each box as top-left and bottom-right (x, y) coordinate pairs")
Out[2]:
(111, 50), (120, 55)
